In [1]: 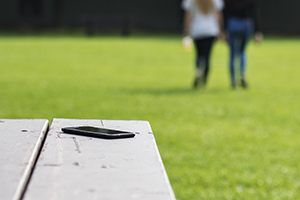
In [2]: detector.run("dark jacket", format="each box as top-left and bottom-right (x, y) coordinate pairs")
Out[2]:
(223, 0), (261, 32)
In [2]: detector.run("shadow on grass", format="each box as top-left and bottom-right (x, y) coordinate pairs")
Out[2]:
(119, 87), (229, 96)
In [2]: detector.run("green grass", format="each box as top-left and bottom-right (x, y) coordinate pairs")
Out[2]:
(1, 34), (300, 199)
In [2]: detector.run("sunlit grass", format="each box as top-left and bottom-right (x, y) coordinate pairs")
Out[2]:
(1, 34), (300, 199)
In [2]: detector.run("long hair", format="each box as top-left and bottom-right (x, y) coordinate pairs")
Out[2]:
(195, 0), (214, 15)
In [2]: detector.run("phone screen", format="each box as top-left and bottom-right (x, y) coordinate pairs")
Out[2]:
(72, 126), (128, 134)
(61, 126), (135, 139)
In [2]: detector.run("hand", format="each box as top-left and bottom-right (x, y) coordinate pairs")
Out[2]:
(182, 36), (193, 52)
(255, 32), (263, 44)
(217, 31), (226, 41)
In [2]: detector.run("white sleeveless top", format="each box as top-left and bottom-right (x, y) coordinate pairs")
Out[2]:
(182, 0), (224, 39)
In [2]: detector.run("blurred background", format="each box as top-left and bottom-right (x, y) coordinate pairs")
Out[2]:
(1, 0), (300, 35)
(1, 1), (300, 199)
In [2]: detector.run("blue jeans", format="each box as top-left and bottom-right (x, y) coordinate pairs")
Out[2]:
(227, 17), (254, 87)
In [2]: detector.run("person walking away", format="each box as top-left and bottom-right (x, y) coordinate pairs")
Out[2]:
(182, 0), (224, 89)
(223, 0), (263, 88)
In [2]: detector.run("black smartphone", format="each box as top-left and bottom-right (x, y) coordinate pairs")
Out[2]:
(61, 126), (135, 139)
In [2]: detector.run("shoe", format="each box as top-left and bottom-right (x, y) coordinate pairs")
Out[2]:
(241, 78), (247, 88)
(193, 68), (204, 89)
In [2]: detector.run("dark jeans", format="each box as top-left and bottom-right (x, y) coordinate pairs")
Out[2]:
(194, 36), (215, 85)
(227, 17), (254, 87)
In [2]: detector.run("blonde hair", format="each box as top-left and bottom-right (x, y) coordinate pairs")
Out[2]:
(195, 0), (214, 15)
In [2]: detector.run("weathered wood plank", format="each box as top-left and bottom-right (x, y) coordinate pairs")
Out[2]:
(0, 119), (49, 200)
(24, 118), (176, 200)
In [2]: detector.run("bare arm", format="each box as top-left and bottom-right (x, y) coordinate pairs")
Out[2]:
(215, 11), (224, 40)
(183, 11), (192, 36)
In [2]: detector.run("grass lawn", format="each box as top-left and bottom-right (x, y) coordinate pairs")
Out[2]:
(1, 33), (300, 199)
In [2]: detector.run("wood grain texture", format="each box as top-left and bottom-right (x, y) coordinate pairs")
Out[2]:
(0, 119), (49, 200)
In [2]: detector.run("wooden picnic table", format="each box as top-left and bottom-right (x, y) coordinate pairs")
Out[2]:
(1, 118), (176, 200)
(0, 119), (49, 200)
